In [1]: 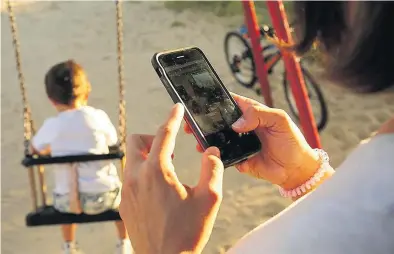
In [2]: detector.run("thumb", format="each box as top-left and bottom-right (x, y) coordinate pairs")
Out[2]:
(195, 147), (224, 198)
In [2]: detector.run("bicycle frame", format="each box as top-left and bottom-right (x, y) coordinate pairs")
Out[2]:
(228, 25), (328, 132)
(263, 50), (282, 73)
(243, 32), (283, 75)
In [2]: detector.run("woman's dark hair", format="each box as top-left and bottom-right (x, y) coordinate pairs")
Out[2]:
(293, 1), (394, 93)
(44, 60), (91, 105)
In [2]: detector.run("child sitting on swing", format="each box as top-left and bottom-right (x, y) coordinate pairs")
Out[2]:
(31, 60), (133, 254)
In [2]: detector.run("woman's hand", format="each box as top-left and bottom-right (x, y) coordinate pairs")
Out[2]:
(120, 104), (224, 254)
(185, 93), (320, 190)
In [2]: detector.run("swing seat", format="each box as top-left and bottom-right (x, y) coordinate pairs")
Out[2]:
(26, 206), (121, 227)
(22, 146), (124, 167)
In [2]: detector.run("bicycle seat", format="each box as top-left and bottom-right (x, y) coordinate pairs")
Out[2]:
(260, 24), (275, 37)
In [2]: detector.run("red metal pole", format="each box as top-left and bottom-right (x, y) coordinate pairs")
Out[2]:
(266, 1), (321, 148)
(242, 0), (273, 108)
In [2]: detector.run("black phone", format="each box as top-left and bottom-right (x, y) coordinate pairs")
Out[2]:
(151, 47), (261, 168)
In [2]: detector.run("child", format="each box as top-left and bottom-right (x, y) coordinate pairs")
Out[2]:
(31, 60), (133, 254)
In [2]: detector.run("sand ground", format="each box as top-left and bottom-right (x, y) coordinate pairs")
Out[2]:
(1, 2), (393, 254)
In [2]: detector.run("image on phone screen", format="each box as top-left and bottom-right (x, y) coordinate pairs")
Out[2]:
(166, 63), (242, 143)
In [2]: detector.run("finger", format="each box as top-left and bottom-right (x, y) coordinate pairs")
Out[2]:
(182, 184), (192, 193)
(149, 103), (185, 166)
(196, 143), (204, 153)
(183, 122), (193, 134)
(235, 156), (262, 178)
(232, 104), (290, 133)
(126, 134), (155, 164)
(195, 147), (224, 198)
(125, 134), (155, 171)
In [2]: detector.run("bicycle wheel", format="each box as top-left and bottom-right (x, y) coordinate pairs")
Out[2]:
(283, 68), (328, 131)
(224, 31), (257, 88)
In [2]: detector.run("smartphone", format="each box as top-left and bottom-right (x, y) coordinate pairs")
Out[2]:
(151, 47), (261, 168)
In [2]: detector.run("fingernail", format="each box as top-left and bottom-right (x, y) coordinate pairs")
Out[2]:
(174, 103), (185, 115)
(207, 147), (221, 158)
(232, 117), (246, 128)
(175, 103), (184, 109)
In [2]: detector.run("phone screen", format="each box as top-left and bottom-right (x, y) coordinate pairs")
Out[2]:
(158, 48), (261, 166)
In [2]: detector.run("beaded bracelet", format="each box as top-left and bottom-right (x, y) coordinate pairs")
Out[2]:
(278, 149), (330, 198)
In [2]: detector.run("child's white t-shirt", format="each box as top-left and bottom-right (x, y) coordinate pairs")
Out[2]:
(32, 106), (121, 195)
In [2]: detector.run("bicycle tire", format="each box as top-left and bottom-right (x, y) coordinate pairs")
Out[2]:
(283, 68), (328, 132)
(224, 31), (257, 88)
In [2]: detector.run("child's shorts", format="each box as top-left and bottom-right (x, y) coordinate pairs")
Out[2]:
(53, 188), (121, 215)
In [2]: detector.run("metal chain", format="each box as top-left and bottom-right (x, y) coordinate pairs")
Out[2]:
(115, 0), (126, 152)
(6, 0), (36, 155)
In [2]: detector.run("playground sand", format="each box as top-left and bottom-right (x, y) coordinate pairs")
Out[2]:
(2, 2), (393, 254)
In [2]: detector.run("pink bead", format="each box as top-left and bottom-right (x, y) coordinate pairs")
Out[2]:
(291, 189), (297, 197)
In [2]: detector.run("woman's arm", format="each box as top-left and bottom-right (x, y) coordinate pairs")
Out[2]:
(291, 116), (393, 200)
(280, 154), (335, 201)
(282, 116), (393, 201)
(291, 165), (335, 201)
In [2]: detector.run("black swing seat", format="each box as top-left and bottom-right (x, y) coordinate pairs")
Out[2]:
(22, 146), (124, 167)
(26, 206), (121, 227)
(24, 145), (124, 226)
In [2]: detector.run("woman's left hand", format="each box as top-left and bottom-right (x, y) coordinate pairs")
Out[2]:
(119, 103), (224, 254)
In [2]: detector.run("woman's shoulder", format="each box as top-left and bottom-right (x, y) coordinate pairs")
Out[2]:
(229, 132), (394, 254)
(343, 128), (394, 168)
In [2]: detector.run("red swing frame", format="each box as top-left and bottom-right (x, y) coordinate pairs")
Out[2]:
(242, 0), (321, 149)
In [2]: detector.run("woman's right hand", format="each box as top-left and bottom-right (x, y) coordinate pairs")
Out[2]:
(184, 93), (321, 190)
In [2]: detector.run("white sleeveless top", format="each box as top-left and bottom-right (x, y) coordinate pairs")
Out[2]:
(228, 134), (394, 254)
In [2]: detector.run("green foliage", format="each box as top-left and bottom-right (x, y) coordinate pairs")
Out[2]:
(164, 1), (273, 24)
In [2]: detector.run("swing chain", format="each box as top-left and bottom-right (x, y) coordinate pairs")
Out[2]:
(115, 0), (126, 153)
(6, 0), (36, 155)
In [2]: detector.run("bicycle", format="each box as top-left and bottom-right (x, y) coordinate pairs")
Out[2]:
(224, 24), (328, 132)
